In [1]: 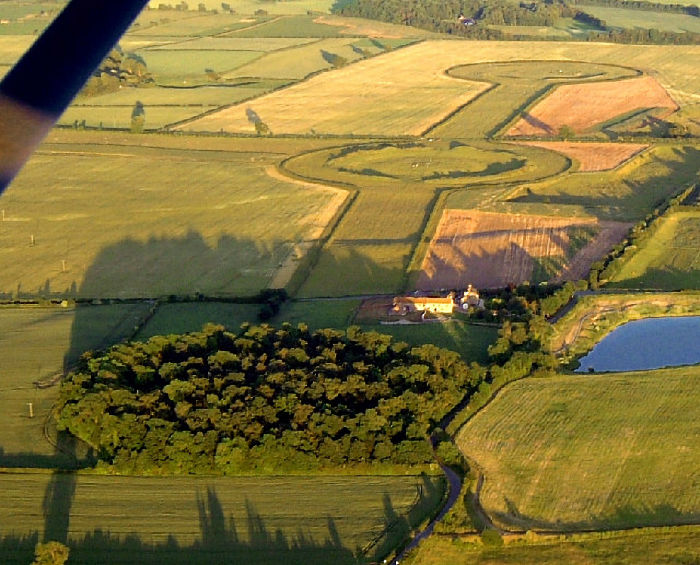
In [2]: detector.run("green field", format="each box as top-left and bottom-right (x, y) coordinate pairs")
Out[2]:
(227, 14), (345, 37)
(0, 2), (63, 21)
(581, 6), (700, 33)
(222, 37), (367, 80)
(273, 299), (362, 329)
(57, 106), (218, 129)
(135, 302), (262, 339)
(0, 304), (151, 465)
(404, 528), (700, 565)
(0, 35), (36, 63)
(456, 366), (700, 531)
(0, 132), (345, 298)
(431, 61), (637, 140)
(136, 49), (264, 84)
(131, 12), (264, 37)
(609, 209), (700, 290)
(0, 472), (444, 564)
(76, 85), (271, 107)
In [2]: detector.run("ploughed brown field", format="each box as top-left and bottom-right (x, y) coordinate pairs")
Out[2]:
(418, 210), (630, 290)
(516, 141), (648, 171)
(508, 75), (678, 136)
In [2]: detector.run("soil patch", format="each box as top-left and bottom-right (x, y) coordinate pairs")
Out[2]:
(418, 210), (630, 290)
(507, 76), (678, 136)
(516, 141), (648, 171)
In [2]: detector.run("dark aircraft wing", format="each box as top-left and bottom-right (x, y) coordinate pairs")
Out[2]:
(0, 0), (149, 193)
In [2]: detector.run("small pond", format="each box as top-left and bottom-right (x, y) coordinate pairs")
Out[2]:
(576, 316), (700, 373)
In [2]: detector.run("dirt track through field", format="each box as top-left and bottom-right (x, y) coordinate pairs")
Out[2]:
(266, 165), (348, 289)
(418, 210), (630, 290)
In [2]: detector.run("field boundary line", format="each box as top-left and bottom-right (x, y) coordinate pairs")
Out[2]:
(264, 164), (351, 291)
(275, 153), (360, 296)
(420, 79), (498, 138)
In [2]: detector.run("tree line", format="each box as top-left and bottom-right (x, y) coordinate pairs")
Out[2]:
(333, 0), (700, 44)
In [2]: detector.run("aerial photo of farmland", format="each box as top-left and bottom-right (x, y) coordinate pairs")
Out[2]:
(0, 0), (698, 563)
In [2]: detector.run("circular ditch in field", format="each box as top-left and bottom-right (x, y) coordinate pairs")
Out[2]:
(446, 60), (640, 84)
(286, 140), (571, 187)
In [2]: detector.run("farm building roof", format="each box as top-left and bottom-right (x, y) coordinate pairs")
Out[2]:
(393, 297), (455, 305)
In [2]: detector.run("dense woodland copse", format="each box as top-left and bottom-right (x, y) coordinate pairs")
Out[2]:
(56, 323), (485, 473)
(333, 0), (700, 44)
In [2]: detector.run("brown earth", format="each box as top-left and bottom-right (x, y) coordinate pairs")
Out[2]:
(418, 210), (630, 290)
(516, 141), (648, 171)
(355, 296), (396, 322)
(508, 75), (678, 136)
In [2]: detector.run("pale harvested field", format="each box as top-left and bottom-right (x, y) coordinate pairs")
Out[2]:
(179, 40), (698, 135)
(418, 210), (629, 289)
(508, 76), (678, 136)
(178, 45), (490, 135)
(516, 141), (648, 171)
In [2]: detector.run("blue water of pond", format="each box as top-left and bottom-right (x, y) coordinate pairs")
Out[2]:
(576, 316), (700, 372)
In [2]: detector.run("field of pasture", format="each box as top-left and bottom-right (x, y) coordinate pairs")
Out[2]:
(581, 6), (700, 33)
(608, 209), (700, 290)
(0, 131), (347, 298)
(456, 366), (700, 531)
(0, 472), (444, 564)
(0, 303), (151, 466)
(147, 0), (337, 14)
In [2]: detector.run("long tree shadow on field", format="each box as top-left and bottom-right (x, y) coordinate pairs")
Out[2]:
(11, 231), (426, 564)
(1, 487), (366, 565)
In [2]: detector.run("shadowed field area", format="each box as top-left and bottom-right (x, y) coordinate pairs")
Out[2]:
(0, 473), (444, 564)
(0, 132), (345, 298)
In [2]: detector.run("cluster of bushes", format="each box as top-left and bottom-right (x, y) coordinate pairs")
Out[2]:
(55, 323), (483, 473)
(462, 280), (587, 322)
(80, 46), (153, 97)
